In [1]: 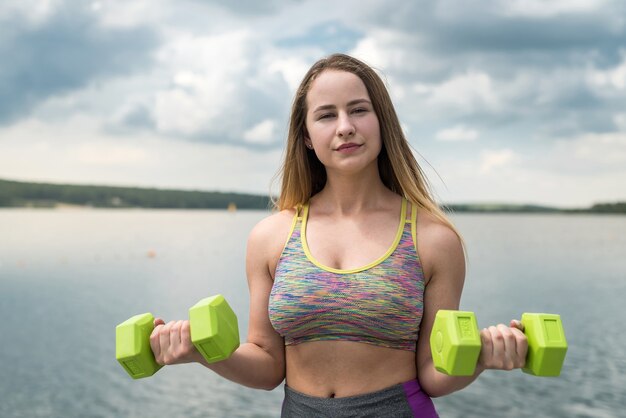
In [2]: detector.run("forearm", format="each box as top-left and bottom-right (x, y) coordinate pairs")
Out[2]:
(419, 361), (485, 398)
(195, 342), (285, 391)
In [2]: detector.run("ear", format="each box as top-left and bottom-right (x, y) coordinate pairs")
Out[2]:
(303, 131), (312, 149)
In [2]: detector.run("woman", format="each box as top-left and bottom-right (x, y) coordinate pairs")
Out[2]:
(150, 54), (527, 417)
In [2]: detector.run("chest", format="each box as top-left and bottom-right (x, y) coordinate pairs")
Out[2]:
(304, 214), (401, 271)
(269, 222), (425, 350)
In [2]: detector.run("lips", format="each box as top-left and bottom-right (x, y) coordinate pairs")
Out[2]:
(336, 143), (361, 151)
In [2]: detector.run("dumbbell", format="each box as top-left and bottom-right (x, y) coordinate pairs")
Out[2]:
(115, 294), (239, 379)
(430, 310), (567, 377)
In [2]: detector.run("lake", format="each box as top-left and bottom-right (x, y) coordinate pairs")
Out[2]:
(0, 209), (624, 417)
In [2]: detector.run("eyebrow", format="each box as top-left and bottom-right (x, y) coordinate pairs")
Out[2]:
(312, 99), (371, 113)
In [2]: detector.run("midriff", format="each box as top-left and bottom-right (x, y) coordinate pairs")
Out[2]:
(285, 340), (417, 398)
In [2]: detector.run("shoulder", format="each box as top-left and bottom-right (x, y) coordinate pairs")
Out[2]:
(416, 209), (462, 251)
(246, 208), (298, 275)
(415, 208), (465, 280)
(248, 208), (297, 248)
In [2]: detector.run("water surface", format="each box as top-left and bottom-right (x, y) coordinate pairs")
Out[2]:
(0, 209), (623, 417)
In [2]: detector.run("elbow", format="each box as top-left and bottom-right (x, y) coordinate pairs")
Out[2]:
(259, 361), (285, 391)
(417, 367), (454, 398)
(261, 380), (284, 391)
(418, 380), (440, 398)
(419, 380), (458, 398)
(422, 386), (450, 398)
(259, 373), (285, 391)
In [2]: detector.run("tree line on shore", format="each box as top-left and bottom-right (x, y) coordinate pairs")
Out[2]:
(0, 178), (624, 213)
(0, 179), (271, 210)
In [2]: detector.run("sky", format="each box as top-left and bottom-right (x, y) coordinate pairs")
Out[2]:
(1, 0), (625, 207)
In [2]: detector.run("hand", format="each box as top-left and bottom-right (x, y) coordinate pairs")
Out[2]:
(478, 320), (528, 372)
(150, 318), (200, 365)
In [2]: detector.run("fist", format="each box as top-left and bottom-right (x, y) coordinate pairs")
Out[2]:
(149, 318), (198, 365)
(478, 320), (528, 371)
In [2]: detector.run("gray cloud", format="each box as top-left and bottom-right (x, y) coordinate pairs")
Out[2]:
(3, 0), (623, 153)
(353, 0), (626, 147)
(192, 0), (303, 15)
(276, 21), (363, 53)
(0, 6), (158, 124)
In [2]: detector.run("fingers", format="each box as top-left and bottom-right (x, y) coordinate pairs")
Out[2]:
(510, 319), (524, 332)
(149, 319), (194, 365)
(181, 320), (192, 351)
(150, 321), (164, 361)
(510, 326), (528, 367)
(479, 323), (528, 371)
(159, 321), (172, 362)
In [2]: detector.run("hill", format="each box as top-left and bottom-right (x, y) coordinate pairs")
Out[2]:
(0, 179), (272, 210)
(0, 178), (624, 213)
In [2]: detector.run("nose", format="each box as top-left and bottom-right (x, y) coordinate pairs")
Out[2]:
(336, 112), (355, 138)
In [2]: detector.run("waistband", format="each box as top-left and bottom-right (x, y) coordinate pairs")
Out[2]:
(281, 379), (438, 418)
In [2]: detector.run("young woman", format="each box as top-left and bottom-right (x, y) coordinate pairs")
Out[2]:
(150, 54), (528, 417)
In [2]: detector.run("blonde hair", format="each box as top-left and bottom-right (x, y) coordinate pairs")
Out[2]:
(274, 53), (461, 241)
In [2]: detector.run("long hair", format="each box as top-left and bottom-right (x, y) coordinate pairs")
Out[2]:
(274, 53), (461, 241)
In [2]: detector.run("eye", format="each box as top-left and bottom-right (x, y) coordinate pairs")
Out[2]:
(351, 107), (368, 114)
(318, 113), (335, 120)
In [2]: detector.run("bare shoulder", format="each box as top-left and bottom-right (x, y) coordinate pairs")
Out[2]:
(247, 208), (297, 277)
(248, 208), (296, 247)
(415, 209), (465, 280)
(416, 209), (461, 250)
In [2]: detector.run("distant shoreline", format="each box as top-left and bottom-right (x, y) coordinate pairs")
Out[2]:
(1, 178), (624, 214)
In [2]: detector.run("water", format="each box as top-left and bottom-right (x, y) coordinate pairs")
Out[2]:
(0, 209), (624, 417)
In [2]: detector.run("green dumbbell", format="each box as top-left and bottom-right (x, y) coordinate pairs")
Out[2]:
(430, 310), (567, 377)
(115, 294), (240, 379)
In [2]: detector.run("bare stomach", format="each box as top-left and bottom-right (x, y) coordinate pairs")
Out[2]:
(285, 341), (417, 398)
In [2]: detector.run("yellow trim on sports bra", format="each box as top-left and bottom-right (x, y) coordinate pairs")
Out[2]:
(300, 198), (408, 274)
(277, 206), (304, 263)
(410, 201), (418, 255)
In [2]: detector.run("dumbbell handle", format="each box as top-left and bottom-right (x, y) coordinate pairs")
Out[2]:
(115, 294), (240, 379)
(430, 310), (567, 377)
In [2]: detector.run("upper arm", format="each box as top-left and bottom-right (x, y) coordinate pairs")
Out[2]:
(244, 211), (294, 362)
(415, 215), (466, 381)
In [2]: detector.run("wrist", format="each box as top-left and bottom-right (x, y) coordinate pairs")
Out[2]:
(474, 361), (487, 375)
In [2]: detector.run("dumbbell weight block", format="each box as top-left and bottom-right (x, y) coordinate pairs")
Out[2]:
(115, 313), (163, 379)
(189, 294), (240, 364)
(430, 310), (567, 377)
(520, 313), (567, 376)
(430, 310), (482, 376)
(115, 294), (240, 379)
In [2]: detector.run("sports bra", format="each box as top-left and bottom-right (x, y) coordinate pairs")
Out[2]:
(268, 198), (425, 351)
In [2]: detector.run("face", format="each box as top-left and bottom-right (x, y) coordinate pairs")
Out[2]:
(304, 70), (381, 176)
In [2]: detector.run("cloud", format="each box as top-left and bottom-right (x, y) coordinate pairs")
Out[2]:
(436, 125), (479, 142)
(500, 0), (613, 18)
(145, 29), (293, 147)
(267, 57), (312, 93)
(70, 142), (150, 166)
(614, 113), (626, 131)
(0, 116), (282, 193)
(480, 149), (515, 174)
(0, 2), (158, 125)
(349, 11), (624, 149)
(193, 0), (292, 16)
(276, 21), (363, 53)
(588, 53), (626, 90)
(371, 0), (625, 56)
(426, 71), (500, 112)
(1, 0), (625, 206)
(243, 120), (278, 145)
(557, 131), (626, 171)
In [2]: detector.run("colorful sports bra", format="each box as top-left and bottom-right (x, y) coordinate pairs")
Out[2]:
(268, 198), (425, 351)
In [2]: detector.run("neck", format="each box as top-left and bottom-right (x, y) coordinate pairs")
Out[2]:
(312, 165), (396, 215)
